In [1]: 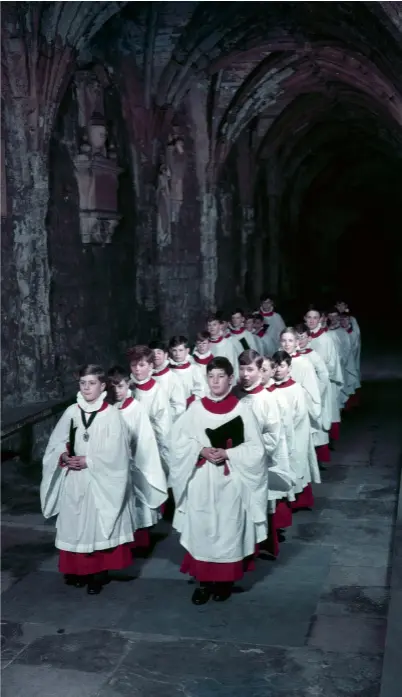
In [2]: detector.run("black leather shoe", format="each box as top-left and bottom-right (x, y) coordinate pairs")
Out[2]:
(73, 576), (87, 588)
(87, 578), (103, 595)
(191, 586), (211, 605)
(64, 574), (86, 587)
(212, 583), (232, 602)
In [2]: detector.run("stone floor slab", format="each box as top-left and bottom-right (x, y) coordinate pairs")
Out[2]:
(113, 577), (322, 647)
(317, 585), (389, 617)
(1, 664), (106, 697)
(323, 564), (390, 588)
(14, 628), (131, 673)
(307, 614), (387, 654)
(97, 640), (382, 697)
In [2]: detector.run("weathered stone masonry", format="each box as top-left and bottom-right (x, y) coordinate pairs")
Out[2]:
(2, 2), (402, 406)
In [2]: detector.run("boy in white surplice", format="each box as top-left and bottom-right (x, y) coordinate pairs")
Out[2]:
(41, 364), (134, 595)
(170, 356), (267, 605)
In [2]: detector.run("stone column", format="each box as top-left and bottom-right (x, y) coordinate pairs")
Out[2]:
(3, 104), (57, 404)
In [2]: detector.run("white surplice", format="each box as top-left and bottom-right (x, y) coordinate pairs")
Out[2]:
(229, 327), (258, 357)
(117, 395), (167, 530)
(169, 359), (206, 401)
(271, 380), (320, 494)
(299, 348), (332, 445)
(240, 384), (295, 503)
(309, 326), (343, 424)
(346, 325), (361, 389)
(130, 377), (172, 477)
(170, 394), (268, 562)
(192, 351), (213, 389)
(41, 392), (134, 553)
(209, 334), (240, 380)
(330, 327), (359, 406)
(259, 309), (286, 347)
(152, 362), (186, 422)
(289, 353), (321, 427)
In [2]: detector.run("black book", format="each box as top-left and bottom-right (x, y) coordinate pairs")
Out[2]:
(239, 338), (250, 351)
(205, 416), (244, 450)
(69, 418), (77, 457)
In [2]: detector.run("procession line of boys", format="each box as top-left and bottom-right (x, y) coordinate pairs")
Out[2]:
(41, 296), (360, 601)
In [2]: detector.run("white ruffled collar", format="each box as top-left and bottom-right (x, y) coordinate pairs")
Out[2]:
(130, 372), (153, 385)
(76, 390), (107, 413)
(169, 357), (190, 367)
(153, 360), (169, 373)
(193, 349), (213, 360)
(207, 388), (233, 402)
(243, 380), (261, 392)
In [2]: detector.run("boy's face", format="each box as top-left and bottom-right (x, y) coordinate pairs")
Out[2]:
(280, 332), (297, 355)
(207, 368), (232, 396)
(336, 301), (348, 313)
(170, 344), (189, 363)
(130, 359), (152, 382)
(114, 379), (130, 402)
(195, 338), (210, 355)
(254, 318), (264, 332)
(221, 320), (229, 333)
(328, 312), (340, 328)
(79, 375), (106, 403)
(275, 360), (291, 382)
(231, 312), (244, 328)
(207, 320), (221, 338)
(297, 332), (310, 350)
(245, 318), (254, 333)
(261, 298), (273, 313)
(239, 361), (260, 389)
(260, 360), (274, 386)
(152, 349), (167, 368)
(304, 311), (321, 330)
(339, 316), (350, 329)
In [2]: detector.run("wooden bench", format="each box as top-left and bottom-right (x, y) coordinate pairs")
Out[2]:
(1, 394), (75, 463)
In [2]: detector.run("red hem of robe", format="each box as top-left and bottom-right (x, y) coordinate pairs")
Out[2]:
(59, 543), (133, 575)
(315, 444), (331, 463)
(291, 483), (314, 510)
(330, 422), (340, 440)
(180, 551), (255, 582)
(345, 391), (360, 410)
(274, 499), (293, 528)
(131, 528), (151, 549)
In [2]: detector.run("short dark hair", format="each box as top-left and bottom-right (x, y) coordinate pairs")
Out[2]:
(260, 291), (274, 302)
(231, 307), (244, 317)
(253, 313), (264, 323)
(305, 305), (321, 316)
(272, 350), (292, 367)
(196, 330), (210, 341)
(149, 339), (167, 352)
(206, 312), (221, 323)
(294, 322), (310, 336)
(78, 364), (106, 383)
(206, 356), (234, 377)
(127, 345), (154, 365)
(168, 335), (189, 349)
(107, 365), (130, 385)
(238, 349), (263, 369)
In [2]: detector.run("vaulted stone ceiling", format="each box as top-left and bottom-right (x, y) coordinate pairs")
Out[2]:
(2, 2), (402, 403)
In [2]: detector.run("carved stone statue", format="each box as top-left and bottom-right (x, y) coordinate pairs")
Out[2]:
(165, 135), (186, 223)
(88, 112), (107, 156)
(156, 164), (172, 247)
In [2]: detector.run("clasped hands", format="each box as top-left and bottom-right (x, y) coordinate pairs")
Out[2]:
(61, 454), (87, 470)
(200, 447), (228, 465)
